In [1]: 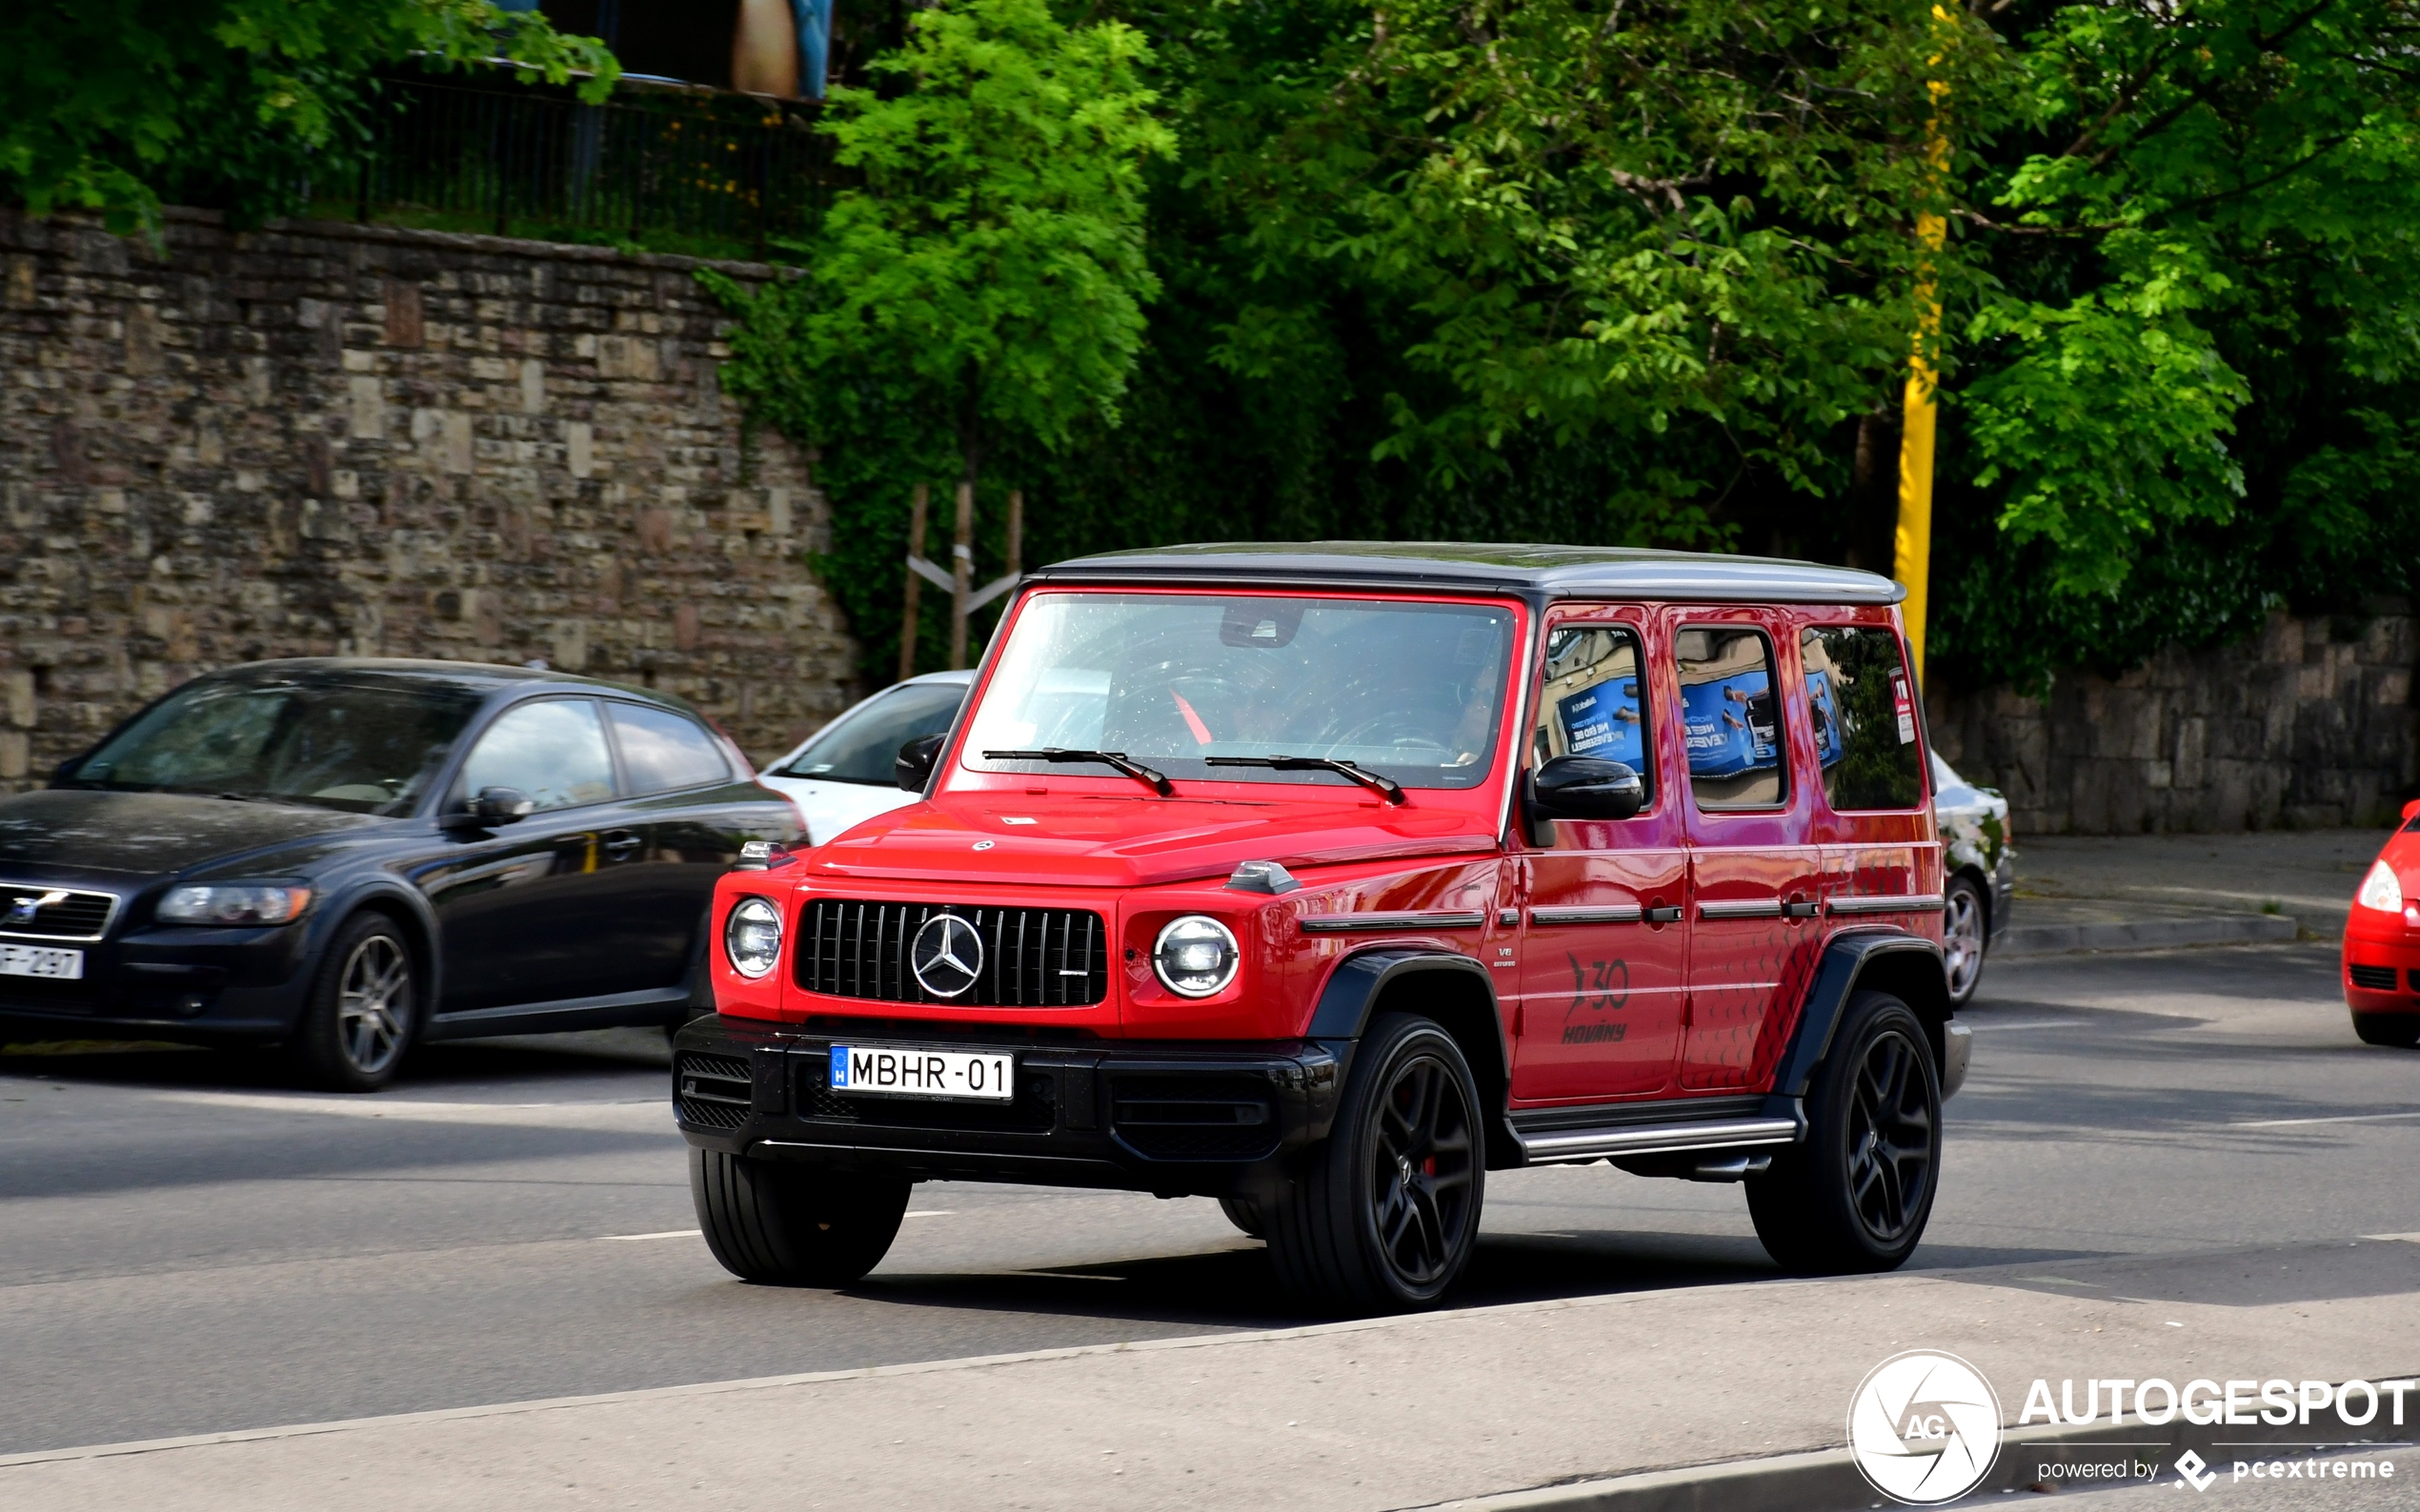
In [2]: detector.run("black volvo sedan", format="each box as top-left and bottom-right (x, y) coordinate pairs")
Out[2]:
(0, 659), (801, 1089)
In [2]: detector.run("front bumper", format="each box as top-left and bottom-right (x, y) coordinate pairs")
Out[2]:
(1988, 849), (2017, 942)
(2342, 925), (2420, 1014)
(673, 1014), (1348, 1197)
(0, 923), (314, 1043)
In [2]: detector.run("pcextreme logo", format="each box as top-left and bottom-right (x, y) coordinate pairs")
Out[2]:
(1847, 1350), (2004, 1504)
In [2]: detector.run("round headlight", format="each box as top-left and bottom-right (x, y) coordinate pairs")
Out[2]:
(1153, 915), (1240, 998)
(724, 897), (783, 978)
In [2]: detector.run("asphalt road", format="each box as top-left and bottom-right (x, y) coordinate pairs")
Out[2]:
(5, 941), (2416, 1458)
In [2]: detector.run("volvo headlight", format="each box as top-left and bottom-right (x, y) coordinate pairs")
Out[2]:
(2357, 860), (2404, 914)
(157, 883), (313, 926)
(725, 897), (783, 978)
(1153, 915), (1240, 998)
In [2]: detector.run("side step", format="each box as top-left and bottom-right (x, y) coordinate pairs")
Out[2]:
(1513, 1115), (1800, 1167)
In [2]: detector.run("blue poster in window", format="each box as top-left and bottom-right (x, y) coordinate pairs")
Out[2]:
(1806, 671), (1845, 767)
(1680, 671), (1779, 777)
(1556, 681), (1644, 767)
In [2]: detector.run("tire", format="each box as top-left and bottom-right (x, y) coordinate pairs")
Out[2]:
(1747, 990), (1941, 1275)
(2350, 1011), (2420, 1048)
(1943, 875), (1988, 1008)
(1263, 1014), (1484, 1313)
(691, 1148), (910, 1286)
(1218, 1196), (1265, 1239)
(290, 913), (419, 1092)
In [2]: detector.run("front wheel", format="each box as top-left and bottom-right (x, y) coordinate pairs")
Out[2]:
(2351, 1011), (2420, 1048)
(692, 1149), (909, 1286)
(291, 913), (419, 1092)
(1264, 1014), (1484, 1312)
(1747, 990), (1941, 1275)
(1943, 876), (1988, 1007)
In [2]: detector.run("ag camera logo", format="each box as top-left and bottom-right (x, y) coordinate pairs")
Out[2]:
(1848, 1350), (2004, 1504)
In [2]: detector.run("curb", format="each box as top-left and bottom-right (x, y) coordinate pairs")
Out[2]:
(1419, 1382), (2420, 1511)
(1998, 913), (2299, 958)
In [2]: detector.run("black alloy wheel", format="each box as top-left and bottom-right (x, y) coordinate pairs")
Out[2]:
(2350, 1011), (2420, 1048)
(692, 1148), (911, 1286)
(1747, 990), (1941, 1275)
(292, 913), (419, 1092)
(1942, 876), (1987, 1007)
(1265, 1014), (1483, 1312)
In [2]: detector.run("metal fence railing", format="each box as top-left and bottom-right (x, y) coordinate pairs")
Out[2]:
(353, 71), (834, 257)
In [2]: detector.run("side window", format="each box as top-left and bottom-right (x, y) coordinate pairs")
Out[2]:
(1532, 625), (1653, 804)
(459, 699), (616, 812)
(1802, 625), (1925, 811)
(608, 701), (734, 795)
(1674, 626), (1785, 810)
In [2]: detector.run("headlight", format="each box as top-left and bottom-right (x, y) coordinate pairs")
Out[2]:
(156, 884), (313, 926)
(725, 897), (783, 978)
(1153, 915), (1240, 998)
(2357, 860), (2404, 914)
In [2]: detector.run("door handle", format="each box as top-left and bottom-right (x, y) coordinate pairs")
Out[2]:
(1783, 897), (1819, 919)
(1643, 904), (1683, 924)
(602, 829), (645, 861)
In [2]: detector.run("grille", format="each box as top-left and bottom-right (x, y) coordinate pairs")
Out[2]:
(1109, 1074), (1281, 1161)
(0, 885), (117, 941)
(676, 1052), (753, 1130)
(797, 1055), (1057, 1133)
(796, 899), (1108, 1007)
(2349, 963), (2400, 992)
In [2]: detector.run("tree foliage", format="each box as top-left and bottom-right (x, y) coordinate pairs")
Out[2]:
(1, 0), (615, 235)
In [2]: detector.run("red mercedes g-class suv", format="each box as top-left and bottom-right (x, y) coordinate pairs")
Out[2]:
(674, 544), (1970, 1311)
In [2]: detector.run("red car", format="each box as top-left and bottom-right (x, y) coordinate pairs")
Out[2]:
(2343, 802), (2420, 1048)
(673, 545), (1971, 1311)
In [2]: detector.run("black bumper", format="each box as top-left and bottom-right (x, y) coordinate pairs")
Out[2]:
(672, 1015), (1349, 1197)
(0, 924), (314, 1044)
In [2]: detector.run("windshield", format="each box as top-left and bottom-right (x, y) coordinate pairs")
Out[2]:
(773, 681), (967, 785)
(64, 675), (484, 815)
(963, 593), (1516, 791)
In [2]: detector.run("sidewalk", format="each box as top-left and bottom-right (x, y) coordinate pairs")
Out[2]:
(1999, 829), (2387, 956)
(6, 1235), (2415, 1512)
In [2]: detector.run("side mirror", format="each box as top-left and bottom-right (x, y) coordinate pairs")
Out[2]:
(1529, 756), (1645, 823)
(895, 734), (944, 794)
(444, 786), (535, 830)
(2404, 797), (2420, 823)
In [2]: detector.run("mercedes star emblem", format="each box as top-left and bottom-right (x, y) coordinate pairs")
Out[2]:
(911, 913), (984, 998)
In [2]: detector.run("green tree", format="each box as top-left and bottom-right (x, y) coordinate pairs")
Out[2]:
(1, 0), (615, 236)
(713, 0), (1173, 615)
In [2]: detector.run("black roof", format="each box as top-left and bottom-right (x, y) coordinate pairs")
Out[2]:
(1030, 542), (1904, 605)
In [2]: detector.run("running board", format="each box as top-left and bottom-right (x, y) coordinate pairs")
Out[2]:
(1513, 1116), (1801, 1166)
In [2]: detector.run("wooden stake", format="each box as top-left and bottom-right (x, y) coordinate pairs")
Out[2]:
(1004, 488), (1023, 580)
(947, 480), (975, 669)
(898, 482), (929, 682)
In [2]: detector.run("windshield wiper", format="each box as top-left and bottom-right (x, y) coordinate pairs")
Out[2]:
(983, 749), (1174, 796)
(1204, 756), (1405, 804)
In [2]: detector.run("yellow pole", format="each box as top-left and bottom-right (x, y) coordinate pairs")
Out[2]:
(1893, 13), (1953, 685)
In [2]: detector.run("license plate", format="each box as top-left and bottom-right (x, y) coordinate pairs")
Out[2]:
(0, 944), (83, 980)
(828, 1043), (1015, 1102)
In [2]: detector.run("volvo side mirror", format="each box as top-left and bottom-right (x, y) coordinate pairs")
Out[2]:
(443, 786), (535, 830)
(1529, 756), (1645, 822)
(895, 734), (944, 793)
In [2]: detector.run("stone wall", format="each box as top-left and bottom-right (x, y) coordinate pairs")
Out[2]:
(1927, 609), (2417, 836)
(0, 207), (860, 790)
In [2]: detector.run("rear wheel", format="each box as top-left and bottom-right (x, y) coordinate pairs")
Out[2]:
(291, 914), (418, 1092)
(1747, 990), (1940, 1275)
(691, 1149), (909, 1286)
(2350, 1011), (2420, 1048)
(1264, 1014), (1483, 1312)
(1943, 876), (1987, 1007)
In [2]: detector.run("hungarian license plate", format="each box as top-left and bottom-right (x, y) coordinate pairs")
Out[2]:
(828, 1043), (1015, 1102)
(0, 944), (83, 980)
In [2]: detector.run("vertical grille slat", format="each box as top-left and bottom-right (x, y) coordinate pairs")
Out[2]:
(796, 897), (1108, 1007)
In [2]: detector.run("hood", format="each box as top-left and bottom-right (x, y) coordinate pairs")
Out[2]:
(0, 790), (388, 878)
(807, 793), (1499, 890)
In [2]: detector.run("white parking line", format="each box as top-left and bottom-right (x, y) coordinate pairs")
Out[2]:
(903, 1210), (954, 1219)
(2229, 1110), (2420, 1129)
(606, 1230), (698, 1242)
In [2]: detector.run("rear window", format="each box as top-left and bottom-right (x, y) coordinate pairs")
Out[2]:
(1802, 625), (1925, 811)
(774, 681), (967, 786)
(608, 701), (734, 794)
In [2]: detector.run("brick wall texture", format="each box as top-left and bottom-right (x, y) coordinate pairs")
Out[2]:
(0, 207), (859, 790)
(1927, 610), (2418, 836)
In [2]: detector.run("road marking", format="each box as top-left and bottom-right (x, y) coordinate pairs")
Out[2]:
(606, 1230), (697, 1242)
(2228, 1110), (2420, 1129)
(1962, 1019), (2085, 1032)
(903, 1210), (954, 1219)
(150, 1091), (669, 1129)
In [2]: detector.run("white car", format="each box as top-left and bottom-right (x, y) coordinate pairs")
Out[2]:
(757, 671), (972, 846)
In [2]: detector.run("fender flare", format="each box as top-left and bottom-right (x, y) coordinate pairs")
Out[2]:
(308, 879), (447, 1025)
(1305, 947), (1502, 1041)
(1769, 930), (1963, 1101)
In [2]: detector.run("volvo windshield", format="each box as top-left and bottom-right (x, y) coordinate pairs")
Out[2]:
(963, 593), (1517, 792)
